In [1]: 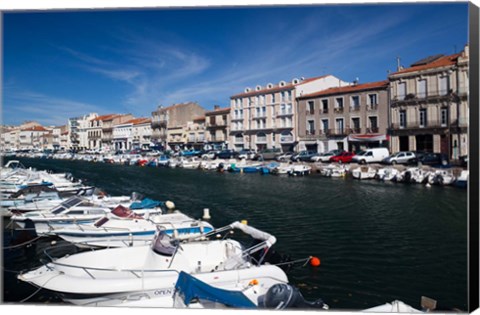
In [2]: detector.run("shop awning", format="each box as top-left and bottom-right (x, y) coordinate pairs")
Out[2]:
(348, 134), (389, 142)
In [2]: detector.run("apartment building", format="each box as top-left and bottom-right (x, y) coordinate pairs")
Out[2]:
(388, 45), (469, 160)
(229, 75), (350, 152)
(297, 80), (389, 153)
(151, 102), (206, 149)
(69, 113), (98, 151)
(113, 118), (152, 151)
(86, 114), (133, 151)
(19, 125), (51, 150)
(52, 125), (69, 150)
(205, 105), (230, 149)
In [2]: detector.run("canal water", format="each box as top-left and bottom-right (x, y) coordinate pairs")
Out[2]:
(2, 157), (468, 311)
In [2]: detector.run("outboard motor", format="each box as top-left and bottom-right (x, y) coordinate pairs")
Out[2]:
(263, 283), (328, 310)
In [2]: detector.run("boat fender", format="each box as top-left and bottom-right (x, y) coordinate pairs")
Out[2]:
(203, 208), (211, 220)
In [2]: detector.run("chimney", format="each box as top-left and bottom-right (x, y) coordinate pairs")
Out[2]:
(214, 105), (220, 110)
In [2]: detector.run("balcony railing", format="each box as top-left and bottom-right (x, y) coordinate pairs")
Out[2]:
(231, 116), (244, 121)
(326, 128), (349, 136)
(322, 108), (329, 114)
(280, 135), (294, 143)
(390, 120), (448, 129)
(350, 106), (361, 112)
(367, 104), (378, 111)
(350, 127), (361, 134)
(234, 137), (244, 144)
(256, 136), (267, 143)
(334, 107), (344, 113)
(306, 110), (315, 115)
(277, 109), (293, 116)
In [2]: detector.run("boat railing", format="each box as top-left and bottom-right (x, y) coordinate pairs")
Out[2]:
(41, 245), (180, 280)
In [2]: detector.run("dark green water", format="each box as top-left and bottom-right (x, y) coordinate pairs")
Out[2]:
(2, 158), (468, 310)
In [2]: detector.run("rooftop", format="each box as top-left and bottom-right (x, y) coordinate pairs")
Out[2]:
(391, 53), (460, 76)
(298, 80), (389, 99)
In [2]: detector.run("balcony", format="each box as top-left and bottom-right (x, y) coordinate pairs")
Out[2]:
(334, 107), (344, 114)
(276, 109), (293, 117)
(255, 136), (267, 144)
(306, 110), (315, 115)
(326, 128), (349, 137)
(206, 122), (227, 128)
(389, 120), (451, 136)
(367, 104), (378, 111)
(391, 89), (456, 107)
(231, 116), (244, 121)
(280, 135), (294, 143)
(322, 108), (329, 114)
(350, 106), (361, 112)
(151, 120), (168, 129)
(253, 113), (267, 119)
(350, 127), (362, 134)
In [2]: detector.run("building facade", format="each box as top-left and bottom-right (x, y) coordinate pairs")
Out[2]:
(151, 102), (206, 150)
(229, 75), (351, 152)
(388, 46), (469, 160)
(297, 80), (389, 153)
(205, 105), (230, 150)
(86, 114), (133, 151)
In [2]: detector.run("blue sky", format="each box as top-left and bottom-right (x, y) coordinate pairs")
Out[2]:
(3, 3), (469, 126)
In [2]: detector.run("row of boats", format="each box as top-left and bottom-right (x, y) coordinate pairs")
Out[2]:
(0, 160), (440, 311)
(1, 160), (328, 309)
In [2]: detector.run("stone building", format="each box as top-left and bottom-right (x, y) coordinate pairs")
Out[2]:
(297, 80), (389, 153)
(388, 45), (469, 160)
(86, 114), (133, 151)
(69, 113), (98, 151)
(205, 105), (230, 150)
(151, 102), (206, 150)
(113, 118), (152, 151)
(229, 75), (350, 152)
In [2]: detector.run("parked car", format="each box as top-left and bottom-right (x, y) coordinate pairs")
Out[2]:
(352, 148), (390, 164)
(382, 151), (416, 165)
(311, 152), (336, 163)
(415, 152), (449, 166)
(238, 149), (256, 160)
(276, 151), (295, 162)
(216, 149), (239, 159)
(291, 151), (318, 162)
(329, 151), (355, 163)
(253, 148), (282, 160)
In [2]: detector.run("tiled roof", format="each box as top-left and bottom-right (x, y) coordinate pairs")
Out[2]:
(298, 80), (389, 99)
(125, 118), (151, 125)
(205, 107), (231, 115)
(21, 126), (49, 132)
(193, 116), (205, 121)
(391, 53), (460, 75)
(93, 114), (118, 121)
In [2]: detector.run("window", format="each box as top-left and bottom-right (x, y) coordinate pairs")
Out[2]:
(259, 95), (265, 104)
(352, 118), (360, 132)
(399, 110), (407, 128)
(398, 82), (406, 100)
(262, 106), (266, 117)
(322, 99), (329, 113)
(368, 94), (378, 106)
(307, 120), (315, 134)
(335, 98), (344, 109)
(441, 108), (448, 127)
(307, 101), (315, 114)
(369, 116), (378, 132)
(335, 118), (344, 133)
(271, 94), (276, 104)
(439, 76), (449, 95)
(322, 119), (329, 133)
(418, 79), (427, 98)
(419, 109), (427, 128)
(351, 96), (360, 109)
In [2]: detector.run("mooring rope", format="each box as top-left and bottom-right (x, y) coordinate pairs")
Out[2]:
(19, 273), (63, 303)
(274, 256), (312, 267)
(3, 236), (43, 249)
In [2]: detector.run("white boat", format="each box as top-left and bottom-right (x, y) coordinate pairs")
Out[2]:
(363, 300), (423, 313)
(320, 164), (347, 178)
(351, 166), (377, 180)
(376, 167), (400, 181)
(427, 169), (456, 186)
(18, 221), (288, 307)
(179, 157), (202, 169)
(398, 167), (431, 184)
(287, 164), (311, 176)
(10, 195), (163, 235)
(53, 209), (214, 248)
(455, 170), (468, 188)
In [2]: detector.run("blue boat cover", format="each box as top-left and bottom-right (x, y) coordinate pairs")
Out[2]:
(175, 271), (257, 308)
(129, 198), (164, 210)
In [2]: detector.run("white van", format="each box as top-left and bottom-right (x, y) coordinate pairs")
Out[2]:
(352, 148), (390, 164)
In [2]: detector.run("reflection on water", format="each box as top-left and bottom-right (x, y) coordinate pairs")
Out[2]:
(2, 158), (468, 310)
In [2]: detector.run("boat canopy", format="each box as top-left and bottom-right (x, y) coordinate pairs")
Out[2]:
(230, 221), (276, 247)
(129, 198), (164, 210)
(111, 205), (144, 219)
(174, 271), (256, 308)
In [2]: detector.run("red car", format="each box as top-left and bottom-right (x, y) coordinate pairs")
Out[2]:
(329, 151), (355, 163)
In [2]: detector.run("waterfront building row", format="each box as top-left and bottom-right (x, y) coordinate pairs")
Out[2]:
(1, 45), (470, 160)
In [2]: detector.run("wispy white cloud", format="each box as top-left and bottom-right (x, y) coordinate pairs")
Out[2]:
(4, 89), (103, 126)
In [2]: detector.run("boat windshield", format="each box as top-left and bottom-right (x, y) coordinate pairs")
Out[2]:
(51, 196), (85, 214)
(151, 230), (176, 256)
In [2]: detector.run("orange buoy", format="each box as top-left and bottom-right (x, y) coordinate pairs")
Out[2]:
(310, 256), (321, 267)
